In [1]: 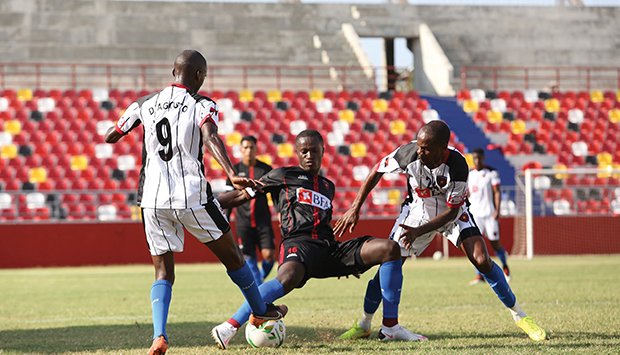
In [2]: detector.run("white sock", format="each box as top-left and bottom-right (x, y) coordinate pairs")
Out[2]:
(509, 301), (527, 321)
(380, 324), (399, 333)
(358, 312), (374, 331)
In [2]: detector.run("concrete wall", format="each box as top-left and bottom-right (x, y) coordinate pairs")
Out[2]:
(1, 1), (618, 90)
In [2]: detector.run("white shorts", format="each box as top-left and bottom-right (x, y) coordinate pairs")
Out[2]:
(388, 204), (481, 257)
(475, 215), (500, 241)
(142, 199), (230, 256)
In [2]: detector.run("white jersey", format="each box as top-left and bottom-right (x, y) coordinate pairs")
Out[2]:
(378, 141), (470, 223)
(468, 166), (500, 218)
(115, 84), (219, 209)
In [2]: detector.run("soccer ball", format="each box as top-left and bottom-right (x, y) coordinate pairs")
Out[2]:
(432, 251), (443, 261)
(245, 319), (286, 348)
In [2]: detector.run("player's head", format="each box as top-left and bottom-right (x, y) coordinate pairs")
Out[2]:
(172, 49), (207, 93)
(240, 135), (258, 164)
(417, 120), (451, 169)
(295, 130), (324, 175)
(472, 148), (485, 170)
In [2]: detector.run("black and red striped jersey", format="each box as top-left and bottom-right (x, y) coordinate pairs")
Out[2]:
(259, 166), (335, 241)
(227, 160), (273, 227)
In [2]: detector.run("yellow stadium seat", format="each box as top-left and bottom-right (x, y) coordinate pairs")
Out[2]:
(225, 132), (242, 147)
(597, 152), (613, 165)
(310, 89), (324, 102)
(267, 193), (274, 207)
(511, 119), (527, 134)
(131, 205), (142, 221)
(338, 109), (355, 124)
(0, 144), (17, 159)
(544, 98), (560, 113)
(590, 90), (604, 103)
(389, 120), (406, 135)
(277, 143), (294, 158)
(210, 157), (223, 170)
(28, 167), (48, 183)
(239, 89), (254, 102)
(609, 108), (620, 124)
(387, 189), (401, 205)
(267, 90), (282, 103)
(17, 88), (33, 102)
(257, 154), (273, 166)
(462, 99), (479, 113)
(486, 110), (503, 124)
(70, 155), (89, 171)
(553, 163), (568, 180)
(350, 143), (367, 158)
(372, 99), (388, 113)
(4, 120), (22, 135)
(465, 153), (475, 169)
(617, 90), (620, 102)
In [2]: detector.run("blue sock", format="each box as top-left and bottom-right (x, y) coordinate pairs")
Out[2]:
(245, 256), (263, 285)
(363, 271), (383, 314)
(261, 259), (275, 280)
(482, 262), (516, 308)
(231, 279), (286, 326)
(495, 247), (508, 268)
(150, 280), (172, 341)
(379, 260), (403, 319)
(227, 263), (266, 316)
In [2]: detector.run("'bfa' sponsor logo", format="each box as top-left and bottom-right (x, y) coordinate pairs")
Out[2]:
(297, 188), (331, 210)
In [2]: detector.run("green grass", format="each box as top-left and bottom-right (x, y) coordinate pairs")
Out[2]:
(1, 256), (619, 354)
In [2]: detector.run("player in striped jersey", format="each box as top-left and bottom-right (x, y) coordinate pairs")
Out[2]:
(104, 50), (285, 355)
(468, 148), (510, 285)
(336, 121), (547, 342)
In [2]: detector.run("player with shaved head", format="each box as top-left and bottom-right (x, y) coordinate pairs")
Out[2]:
(105, 50), (286, 354)
(336, 121), (548, 342)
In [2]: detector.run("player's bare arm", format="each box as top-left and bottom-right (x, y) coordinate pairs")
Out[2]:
(334, 162), (384, 238)
(104, 126), (124, 144)
(201, 120), (261, 191)
(217, 189), (253, 209)
(398, 207), (460, 249)
(492, 184), (501, 220)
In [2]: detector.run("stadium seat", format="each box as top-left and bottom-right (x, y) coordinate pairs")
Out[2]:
(289, 120), (307, 136)
(28, 167), (47, 183)
(470, 89), (486, 102)
(309, 89), (324, 102)
(486, 110), (503, 124)
(17, 88), (33, 102)
(239, 89), (253, 102)
(4, 119), (22, 135)
(462, 99), (479, 113)
(350, 143), (367, 158)
(1, 144), (18, 159)
(338, 109), (355, 124)
(389, 120), (406, 135)
(544, 98), (560, 113)
(277, 143), (294, 158)
(117, 155), (136, 171)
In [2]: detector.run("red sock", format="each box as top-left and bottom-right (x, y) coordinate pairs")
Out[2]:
(227, 318), (241, 329)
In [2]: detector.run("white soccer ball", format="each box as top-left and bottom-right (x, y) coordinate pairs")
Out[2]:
(245, 319), (286, 348)
(432, 251), (443, 261)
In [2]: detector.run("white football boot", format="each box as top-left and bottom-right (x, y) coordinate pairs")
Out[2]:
(378, 324), (428, 342)
(211, 322), (238, 349)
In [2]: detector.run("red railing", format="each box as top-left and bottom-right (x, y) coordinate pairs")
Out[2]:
(0, 62), (407, 92)
(460, 66), (620, 92)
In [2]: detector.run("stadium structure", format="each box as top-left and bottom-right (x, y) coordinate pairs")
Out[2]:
(0, 0), (619, 267)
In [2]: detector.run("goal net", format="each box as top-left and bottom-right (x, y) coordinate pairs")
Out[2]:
(512, 168), (620, 259)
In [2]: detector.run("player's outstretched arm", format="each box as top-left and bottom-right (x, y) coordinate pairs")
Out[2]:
(104, 126), (123, 144)
(334, 162), (384, 238)
(217, 189), (253, 209)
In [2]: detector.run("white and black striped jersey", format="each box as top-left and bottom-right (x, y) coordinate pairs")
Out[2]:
(115, 83), (219, 209)
(468, 166), (500, 218)
(377, 141), (470, 222)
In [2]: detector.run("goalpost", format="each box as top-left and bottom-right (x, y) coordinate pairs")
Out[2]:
(512, 168), (620, 259)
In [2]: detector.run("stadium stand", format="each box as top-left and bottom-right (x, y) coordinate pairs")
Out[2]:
(0, 88), (468, 222)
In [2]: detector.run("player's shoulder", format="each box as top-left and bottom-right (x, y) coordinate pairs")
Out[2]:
(392, 140), (419, 165)
(485, 165), (497, 172)
(318, 173), (336, 190)
(445, 147), (469, 180)
(191, 92), (217, 106)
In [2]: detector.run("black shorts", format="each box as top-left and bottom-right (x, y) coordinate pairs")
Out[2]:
(236, 223), (276, 258)
(278, 236), (374, 288)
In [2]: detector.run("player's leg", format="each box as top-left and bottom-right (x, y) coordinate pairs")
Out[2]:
(486, 218), (510, 280)
(238, 225), (262, 284)
(460, 234), (546, 341)
(142, 208), (184, 354)
(469, 216), (487, 285)
(258, 225), (276, 281)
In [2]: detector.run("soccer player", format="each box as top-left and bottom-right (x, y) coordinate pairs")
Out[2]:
(227, 135), (276, 284)
(211, 130), (427, 349)
(104, 50), (286, 355)
(467, 148), (510, 285)
(335, 121), (547, 342)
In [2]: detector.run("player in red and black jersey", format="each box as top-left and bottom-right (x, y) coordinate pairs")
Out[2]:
(210, 130), (427, 349)
(227, 136), (276, 285)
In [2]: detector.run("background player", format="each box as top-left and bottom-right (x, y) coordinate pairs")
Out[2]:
(335, 121), (547, 342)
(104, 50), (285, 355)
(226, 136), (276, 285)
(468, 148), (510, 285)
(210, 130), (427, 349)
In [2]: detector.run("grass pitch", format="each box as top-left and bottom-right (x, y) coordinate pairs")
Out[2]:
(1, 255), (619, 354)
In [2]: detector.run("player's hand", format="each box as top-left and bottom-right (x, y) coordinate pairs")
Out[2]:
(398, 223), (421, 250)
(334, 208), (360, 239)
(230, 176), (264, 192)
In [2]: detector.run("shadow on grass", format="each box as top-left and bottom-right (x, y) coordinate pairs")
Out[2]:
(1, 322), (618, 353)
